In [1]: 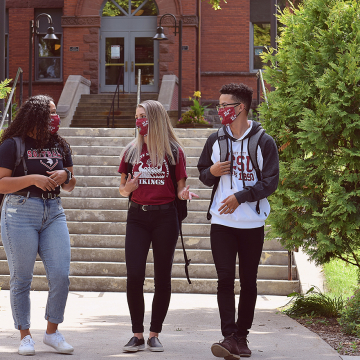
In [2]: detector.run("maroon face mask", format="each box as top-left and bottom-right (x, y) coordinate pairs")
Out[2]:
(218, 106), (239, 125)
(49, 114), (61, 134)
(136, 118), (149, 136)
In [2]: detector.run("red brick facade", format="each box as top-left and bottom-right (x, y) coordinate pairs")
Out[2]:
(6, 0), (260, 106)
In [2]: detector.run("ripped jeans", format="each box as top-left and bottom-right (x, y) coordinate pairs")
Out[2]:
(1, 194), (71, 330)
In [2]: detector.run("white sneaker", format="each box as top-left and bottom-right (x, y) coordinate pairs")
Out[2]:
(18, 335), (35, 356)
(43, 330), (74, 354)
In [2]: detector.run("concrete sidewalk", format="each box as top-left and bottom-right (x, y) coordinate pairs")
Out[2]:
(0, 291), (349, 359)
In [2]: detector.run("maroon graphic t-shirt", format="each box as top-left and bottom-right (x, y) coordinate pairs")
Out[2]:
(118, 144), (187, 205)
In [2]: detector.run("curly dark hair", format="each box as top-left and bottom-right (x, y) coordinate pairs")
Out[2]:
(219, 83), (253, 112)
(0, 95), (71, 157)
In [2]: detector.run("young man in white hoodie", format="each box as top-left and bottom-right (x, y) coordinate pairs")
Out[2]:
(197, 83), (279, 359)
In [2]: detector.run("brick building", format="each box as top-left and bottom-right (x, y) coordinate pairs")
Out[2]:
(4, 0), (282, 107)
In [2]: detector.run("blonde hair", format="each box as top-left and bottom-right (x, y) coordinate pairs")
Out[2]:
(120, 100), (185, 167)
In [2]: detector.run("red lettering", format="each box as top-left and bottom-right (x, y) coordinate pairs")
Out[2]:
(27, 150), (32, 158)
(246, 156), (254, 173)
(236, 155), (245, 170)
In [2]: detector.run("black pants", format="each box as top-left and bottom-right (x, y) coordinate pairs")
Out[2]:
(125, 204), (179, 334)
(210, 224), (264, 337)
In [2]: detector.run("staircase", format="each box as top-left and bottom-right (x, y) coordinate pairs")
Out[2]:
(0, 128), (300, 295)
(71, 93), (158, 128)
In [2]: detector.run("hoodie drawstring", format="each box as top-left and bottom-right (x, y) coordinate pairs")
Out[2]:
(230, 139), (233, 189)
(240, 140), (246, 189)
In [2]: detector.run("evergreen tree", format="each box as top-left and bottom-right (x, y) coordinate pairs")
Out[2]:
(259, 0), (360, 270)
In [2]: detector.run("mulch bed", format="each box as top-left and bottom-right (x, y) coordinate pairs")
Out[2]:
(293, 316), (360, 356)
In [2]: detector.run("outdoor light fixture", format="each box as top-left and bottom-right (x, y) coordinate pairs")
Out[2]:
(153, 13), (182, 121)
(29, 13), (59, 97)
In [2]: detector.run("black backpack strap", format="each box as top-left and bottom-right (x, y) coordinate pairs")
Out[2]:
(0, 137), (27, 217)
(168, 151), (191, 285)
(247, 128), (265, 214)
(13, 137), (27, 176)
(126, 162), (133, 202)
(217, 126), (229, 162)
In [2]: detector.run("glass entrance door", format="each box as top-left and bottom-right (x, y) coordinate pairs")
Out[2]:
(101, 32), (128, 92)
(100, 31), (158, 93)
(130, 32), (158, 93)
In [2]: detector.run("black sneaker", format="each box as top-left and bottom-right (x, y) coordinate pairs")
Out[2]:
(147, 336), (164, 352)
(123, 336), (145, 352)
(236, 335), (251, 357)
(211, 333), (240, 360)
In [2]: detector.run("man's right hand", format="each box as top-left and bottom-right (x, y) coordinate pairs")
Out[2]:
(210, 161), (231, 177)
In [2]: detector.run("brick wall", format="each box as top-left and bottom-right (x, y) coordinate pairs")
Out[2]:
(6, 0), (261, 106)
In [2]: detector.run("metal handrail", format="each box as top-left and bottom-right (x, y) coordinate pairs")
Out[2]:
(0, 67), (23, 130)
(257, 69), (294, 281)
(107, 69), (125, 128)
(136, 69), (141, 106)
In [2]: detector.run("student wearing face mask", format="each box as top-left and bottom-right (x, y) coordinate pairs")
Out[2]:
(118, 100), (198, 353)
(197, 83), (279, 359)
(0, 95), (76, 356)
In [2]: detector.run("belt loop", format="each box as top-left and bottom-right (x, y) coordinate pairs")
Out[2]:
(26, 191), (30, 198)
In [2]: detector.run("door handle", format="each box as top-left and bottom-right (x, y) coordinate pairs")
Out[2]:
(125, 61), (128, 72)
(131, 61), (134, 72)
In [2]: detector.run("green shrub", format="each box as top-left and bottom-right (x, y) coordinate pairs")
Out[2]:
(259, 0), (360, 271)
(338, 288), (360, 337)
(283, 286), (344, 318)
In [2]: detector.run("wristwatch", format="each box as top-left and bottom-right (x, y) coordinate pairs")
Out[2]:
(64, 168), (72, 184)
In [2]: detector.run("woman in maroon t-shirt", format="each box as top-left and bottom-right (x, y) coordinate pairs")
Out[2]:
(119, 100), (198, 353)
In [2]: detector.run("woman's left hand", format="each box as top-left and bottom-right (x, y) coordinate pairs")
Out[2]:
(47, 170), (67, 187)
(178, 185), (199, 201)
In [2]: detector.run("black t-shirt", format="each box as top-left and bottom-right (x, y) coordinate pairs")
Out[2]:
(0, 136), (73, 195)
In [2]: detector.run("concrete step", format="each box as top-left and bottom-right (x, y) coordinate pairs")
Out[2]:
(70, 176), (208, 189)
(0, 247), (290, 265)
(0, 260), (296, 280)
(0, 235), (286, 252)
(65, 136), (208, 148)
(69, 146), (203, 157)
(0, 274), (300, 295)
(59, 127), (215, 139)
(71, 155), (201, 167)
(60, 186), (211, 199)
(72, 165), (201, 178)
(62, 209), (211, 224)
(61, 197), (210, 211)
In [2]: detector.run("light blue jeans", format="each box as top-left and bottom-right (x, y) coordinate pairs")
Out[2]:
(1, 194), (71, 330)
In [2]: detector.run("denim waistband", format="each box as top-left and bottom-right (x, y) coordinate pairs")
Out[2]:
(11, 191), (60, 199)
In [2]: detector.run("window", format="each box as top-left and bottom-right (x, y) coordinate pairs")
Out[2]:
(252, 23), (271, 70)
(35, 9), (63, 81)
(102, 0), (158, 17)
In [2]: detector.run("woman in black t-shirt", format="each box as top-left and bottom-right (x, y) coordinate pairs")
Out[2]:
(0, 95), (76, 356)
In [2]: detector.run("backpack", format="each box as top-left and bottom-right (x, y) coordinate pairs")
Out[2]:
(126, 150), (191, 284)
(217, 125), (265, 214)
(0, 137), (27, 217)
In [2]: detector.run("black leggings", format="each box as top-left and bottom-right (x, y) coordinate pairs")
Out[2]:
(125, 204), (179, 333)
(211, 224), (264, 337)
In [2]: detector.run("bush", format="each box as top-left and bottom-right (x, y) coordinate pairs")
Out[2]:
(259, 0), (360, 271)
(283, 286), (344, 318)
(338, 288), (360, 337)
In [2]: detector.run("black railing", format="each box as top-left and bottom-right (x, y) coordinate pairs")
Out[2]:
(107, 70), (124, 128)
(0, 67), (23, 130)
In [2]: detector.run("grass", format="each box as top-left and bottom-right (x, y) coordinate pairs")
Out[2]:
(323, 258), (359, 299)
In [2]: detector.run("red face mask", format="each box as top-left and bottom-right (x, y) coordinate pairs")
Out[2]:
(218, 106), (238, 125)
(49, 114), (60, 134)
(136, 118), (148, 136)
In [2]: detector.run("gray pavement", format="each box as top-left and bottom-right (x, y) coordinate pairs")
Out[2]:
(0, 290), (352, 359)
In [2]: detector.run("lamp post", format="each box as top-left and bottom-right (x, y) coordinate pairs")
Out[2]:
(153, 13), (182, 122)
(29, 13), (58, 97)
